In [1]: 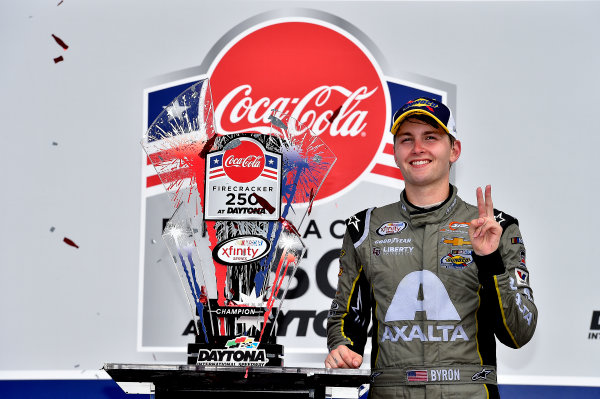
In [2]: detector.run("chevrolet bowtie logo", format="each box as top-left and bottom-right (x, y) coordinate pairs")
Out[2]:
(443, 237), (471, 246)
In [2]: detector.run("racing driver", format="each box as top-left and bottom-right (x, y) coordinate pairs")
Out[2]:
(325, 97), (537, 398)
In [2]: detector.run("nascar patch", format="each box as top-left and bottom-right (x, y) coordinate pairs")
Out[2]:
(377, 221), (407, 236)
(511, 237), (524, 244)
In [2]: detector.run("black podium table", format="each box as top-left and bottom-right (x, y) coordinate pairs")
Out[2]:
(104, 363), (371, 399)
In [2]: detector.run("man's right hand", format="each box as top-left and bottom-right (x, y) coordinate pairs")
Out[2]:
(324, 344), (363, 369)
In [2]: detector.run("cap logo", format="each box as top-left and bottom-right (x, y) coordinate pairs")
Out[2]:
(405, 98), (439, 111)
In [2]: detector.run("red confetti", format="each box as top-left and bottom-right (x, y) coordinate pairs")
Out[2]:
(63, 237), (79, 248)
(53, 55), (64, 63)
(198, 135), (217, 159)
(307, 188), (315, 216)
(52, 34), (69, 50)
(278, 217), (300, 237)
(251, 193), (275, 214)
(328, 105), (342, 123)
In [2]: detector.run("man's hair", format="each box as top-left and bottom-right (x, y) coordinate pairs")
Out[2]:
(394, 114), (456, 147)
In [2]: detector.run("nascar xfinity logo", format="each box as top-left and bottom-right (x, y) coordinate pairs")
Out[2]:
(377, 221), (407, 236)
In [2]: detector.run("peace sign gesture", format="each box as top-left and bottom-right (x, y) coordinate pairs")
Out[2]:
(469, 185), (502, 256)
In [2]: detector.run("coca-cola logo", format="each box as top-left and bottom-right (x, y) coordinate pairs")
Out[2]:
(222, 138), (265, 183)
(209, 20), (388, 201)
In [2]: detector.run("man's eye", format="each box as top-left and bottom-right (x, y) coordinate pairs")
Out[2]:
(401, 137), (412, 143)
(425, 135), (437, 140)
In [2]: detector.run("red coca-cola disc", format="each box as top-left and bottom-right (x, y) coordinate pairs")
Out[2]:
(209, 20), (388, 201)
(222, 139), (265, 183)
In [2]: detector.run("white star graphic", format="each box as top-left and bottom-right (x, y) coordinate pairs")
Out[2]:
(164, 101), (189, 121)
(494, 212), (505, 224)
(347, 215), (360, 231)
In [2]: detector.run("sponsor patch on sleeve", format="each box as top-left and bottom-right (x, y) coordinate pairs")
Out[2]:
(511, 237), (524, 244)
(515, 268), (529, 286)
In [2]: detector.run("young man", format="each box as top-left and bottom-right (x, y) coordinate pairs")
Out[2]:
(325, 98), (537, 398)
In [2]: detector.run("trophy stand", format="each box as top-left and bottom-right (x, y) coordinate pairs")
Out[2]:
(103, 78), (369, 398)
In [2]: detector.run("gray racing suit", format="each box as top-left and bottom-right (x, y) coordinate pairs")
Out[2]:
(326, 185), (537, 398)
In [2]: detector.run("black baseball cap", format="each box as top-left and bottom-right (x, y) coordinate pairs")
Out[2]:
(391, 97), (456, 137)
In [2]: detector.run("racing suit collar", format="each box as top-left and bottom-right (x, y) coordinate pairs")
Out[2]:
(399, 184), (459, 227)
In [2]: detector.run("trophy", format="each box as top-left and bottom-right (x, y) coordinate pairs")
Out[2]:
(141, 78), (336, 366)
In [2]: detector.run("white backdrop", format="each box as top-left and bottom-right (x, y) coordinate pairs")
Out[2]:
(1, 0), (599, 387)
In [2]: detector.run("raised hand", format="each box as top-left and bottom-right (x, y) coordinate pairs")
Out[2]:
(325, 344), (363, 369)
(469, 185), (502, 256)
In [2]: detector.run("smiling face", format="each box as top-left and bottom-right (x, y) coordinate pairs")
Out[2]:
(393, 118), (461, 193)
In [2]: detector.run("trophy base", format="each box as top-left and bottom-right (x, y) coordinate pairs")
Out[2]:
(187, 336), (284, 367)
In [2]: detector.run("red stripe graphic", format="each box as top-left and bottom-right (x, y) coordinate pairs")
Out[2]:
(260, 173), (278, 180)
(209, 172), (226, 179)
(370, 163), (403, 180)
(382, 143), (394, 155)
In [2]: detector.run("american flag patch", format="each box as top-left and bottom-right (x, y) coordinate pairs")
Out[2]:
(406, 370), (428, 382)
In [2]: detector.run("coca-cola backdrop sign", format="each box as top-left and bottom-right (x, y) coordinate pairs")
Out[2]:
(209, 21), (388, 202)
(140, 12), (455, 358)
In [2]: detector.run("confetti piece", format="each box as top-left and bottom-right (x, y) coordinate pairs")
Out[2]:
(198, 135), (218, 159)
(50, 226), (56, 232)
(328, 105), (342, 123)
(223, 139), (241, 151)
(52, 34), (69, 50)
(57, 0), (64, 5)
(268, 114), (287, 130)
(278, 217), (300, 237)
(151, 239), (156, 244)
(74, 364), (80, 368)
(244, 367), (249, 378)
(52, 141), (58, 146)
(53, 55), (64, 64)
(63, 237), (79, 248)
(156, 258), (162, 263)
(307, 188), (315, 216)
(152, 353), (156, 361)
(251, 193), (275, 214)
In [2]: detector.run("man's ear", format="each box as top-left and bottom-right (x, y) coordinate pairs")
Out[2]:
(450, 139), (461, 163)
